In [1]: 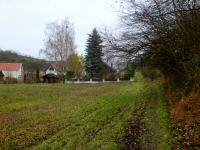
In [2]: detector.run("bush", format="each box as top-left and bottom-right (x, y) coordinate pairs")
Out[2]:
(43, 74), (60, 83)
(105, 73), (117, 81)
(141, 67), (161, 81)
(3, 77), (18, 84)
(134, 72), (144, 82)
(24, 73), (36, 83)
(122, 69), (135, 80)
(66, 71), (74, 80)
(92, 77), (102, 81)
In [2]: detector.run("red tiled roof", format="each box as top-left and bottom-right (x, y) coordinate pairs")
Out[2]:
(0, 63), (22, 71)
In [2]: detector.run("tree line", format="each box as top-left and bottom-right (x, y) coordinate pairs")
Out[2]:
(40, 19), (121, 81)
(104, 0), (200, 96)
(40, 0), (200, 90)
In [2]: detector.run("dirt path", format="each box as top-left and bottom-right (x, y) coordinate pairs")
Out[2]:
(123, 115), (146, 150)
(123, 85), (175, 150)
(123, 100), (148, 150)
(139, 94), (160, 150)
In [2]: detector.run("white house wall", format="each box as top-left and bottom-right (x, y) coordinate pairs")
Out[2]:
(46, 69), (58, 75)
(2, 69), (23, 80)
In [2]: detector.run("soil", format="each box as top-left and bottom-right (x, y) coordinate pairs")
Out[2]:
(123, 104), (147, 150)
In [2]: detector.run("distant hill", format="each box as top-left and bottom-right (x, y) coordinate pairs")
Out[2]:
(0, 50), (49, 72)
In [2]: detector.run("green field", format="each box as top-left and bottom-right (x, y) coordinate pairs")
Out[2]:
(0, 77), (176, 150)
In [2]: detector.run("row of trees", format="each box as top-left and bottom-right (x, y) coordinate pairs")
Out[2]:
(40, 19), (118, 80)
(104, 0), (200, 94)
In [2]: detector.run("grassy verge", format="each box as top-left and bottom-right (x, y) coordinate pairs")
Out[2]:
(140, 83), (177, 150)
(122, 79), (177, 150)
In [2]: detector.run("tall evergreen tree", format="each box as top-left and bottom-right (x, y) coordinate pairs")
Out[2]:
(85, 29), (104, 78)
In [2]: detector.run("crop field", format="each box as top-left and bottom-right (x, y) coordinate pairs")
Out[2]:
(0, 77), (176, 150)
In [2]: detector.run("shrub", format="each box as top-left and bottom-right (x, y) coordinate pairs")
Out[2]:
(43, 74), (60, 83)
(3, 77), (18, 84)
(123, 70), (135, 80)
(24, 73), (36, 83)
(141, 67), (161, 81)
(105, 73), (117, 81)
(66, 71), (74, 80)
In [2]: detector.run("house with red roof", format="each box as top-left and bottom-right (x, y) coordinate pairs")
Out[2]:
(0, 63), (24, 81)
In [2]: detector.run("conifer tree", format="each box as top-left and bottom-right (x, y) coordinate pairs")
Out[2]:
(85, 29), (104, 78)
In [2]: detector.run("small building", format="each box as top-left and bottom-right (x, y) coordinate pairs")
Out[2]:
(45, 65), (58, 76)
(0, 63), (24, 81)
(43, 64), (60, 83)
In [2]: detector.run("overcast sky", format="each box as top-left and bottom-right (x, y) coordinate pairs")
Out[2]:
(0, 0), (120, 58)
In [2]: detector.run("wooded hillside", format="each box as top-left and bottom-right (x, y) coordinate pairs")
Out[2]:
(0, 50), (48, 71)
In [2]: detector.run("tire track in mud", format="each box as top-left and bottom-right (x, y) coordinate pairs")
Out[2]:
(123, 102), (148, 150)
(123, 92), (160, 150)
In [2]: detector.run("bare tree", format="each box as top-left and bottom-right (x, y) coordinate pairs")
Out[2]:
(104, 0), (200, 92)
(40, 18), (76, 74)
